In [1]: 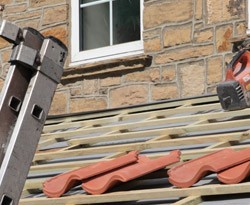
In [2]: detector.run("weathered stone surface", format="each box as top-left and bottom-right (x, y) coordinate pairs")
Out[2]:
(70, 87), (82, 97)
(100, 77), (121, 87)
(83, 79), (98, 95)
(0, 78), (4, 92)
(207, 85), (217, 94)
(42, 5), (68, 25)
(155, 45), (214, 64)
(30, 0), (65, 8)
(1, 0), (12, 4)
(163, 24), (192, 47)
(206, 0), (245, 24)
(207, 56), (223, 84)
(143, 28), (161, 39)
(49, 92), (68, 115)
(195, 0), (203, 20)
(144, 37), (161, 53)
(110, 85), (148, 108)
(0, 37), (10, 49)
(1, 49), (11, 63)
(4, 3), (27, 14)
(124, 68), (160, 83)
(162, 65), (176, 82)
(179, 61), (205, 97)
(16, 19), (40, 30)
(144, 0), (193, 29)
(194, 28), (213, 43)
(5, 10), (42, 22)
(1, 63), (10, 79)
(216, 24), (233, 52)
(15, 0), (27, 2)
(42, 25), (68, 45)
(236, 22), (247, 36)
(70, 98), (107, 113)
(151, 83), (179, 101)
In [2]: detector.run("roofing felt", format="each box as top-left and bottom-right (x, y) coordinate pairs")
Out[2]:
(20, 94), (250, 204)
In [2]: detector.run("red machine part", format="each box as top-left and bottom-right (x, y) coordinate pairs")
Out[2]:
(226, 50), (250, 91)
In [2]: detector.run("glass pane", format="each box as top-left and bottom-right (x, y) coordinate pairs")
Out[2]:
(113, 0), (141, 45)
(79, 3), (110, 51)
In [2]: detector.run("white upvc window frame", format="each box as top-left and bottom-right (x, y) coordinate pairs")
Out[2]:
(70, 0), (144, 66)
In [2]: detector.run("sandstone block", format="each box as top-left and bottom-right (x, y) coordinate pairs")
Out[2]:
(0, 37), (10, 49)
(5, 10), (42, 22)
(100, 77), (121, 87)
(70, 97), (107, 113)
(207, 85), (217, 94)
(17, 19), (40, 30)
(144, 37), (161, 53)
(143, 28), (161, 39)
(49, 92), (68, 115)
(151, 83), (179, 101)
(207, 56), (223, 84)
(42, 25), (68, 45)
(178, 61), (205, 97)
(236, 22), (247, 36)
(110, 85), (148, 108)
(124, 68), (160, 83)
(70, 87), (82, 97)
(144, 0), (193, 29)
(4, 3), (27, 14)
(155, 45), (214, 64)
(162, 65), (176, 82)
(194, 28), (213, 43)
(216, 25), (233, 52)
(1, 49), (11, 63)
(206, 0), (245, 24)
(83, 79), (98, 95)
(42, 5), (68, 25)
(195, 0), (203, 20)
(30, 0), (65, 8)
(1, 0), (12, 4)
(163, 24), (192, 47)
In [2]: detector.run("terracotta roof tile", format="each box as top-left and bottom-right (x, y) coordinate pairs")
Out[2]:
(168, 148), (250, 188)
(217, 161), (250, 184)
(82, 150), (180, 195)
(43, 151), (139, 197)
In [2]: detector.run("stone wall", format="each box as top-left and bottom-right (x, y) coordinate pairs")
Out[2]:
(0, 0), (247, 115)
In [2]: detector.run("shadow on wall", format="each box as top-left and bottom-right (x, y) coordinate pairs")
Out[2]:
(61, 56), (153, 85)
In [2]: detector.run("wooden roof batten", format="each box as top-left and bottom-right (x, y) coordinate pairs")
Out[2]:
(21, 94), (250, 204)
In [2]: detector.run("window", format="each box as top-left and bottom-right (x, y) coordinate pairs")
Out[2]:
(71, 0), (144, 66)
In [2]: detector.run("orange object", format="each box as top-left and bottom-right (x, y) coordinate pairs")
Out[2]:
(82, 150), (181, 195)
(43, 151), (139, 198)
(217, 161), (250, 184)
(168, 148), (250, 188)
(217, 50), (250, 110)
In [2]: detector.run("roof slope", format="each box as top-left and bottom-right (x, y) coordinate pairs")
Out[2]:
(20, 95), (250, 204)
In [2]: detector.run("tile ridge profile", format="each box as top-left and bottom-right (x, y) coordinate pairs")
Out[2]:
(217, 161), (250, 184)
(82, 150), (181, 195)
(168, 148), (250, 188)
(43, 151), (139, 198)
